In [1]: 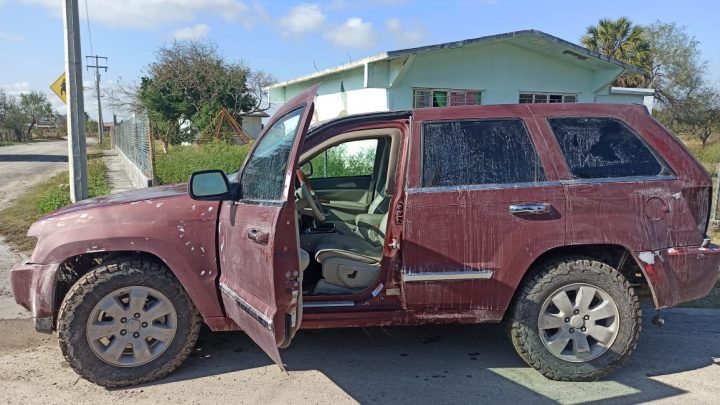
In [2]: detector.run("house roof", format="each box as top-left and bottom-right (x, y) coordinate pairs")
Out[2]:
(267, 29), (644, 90)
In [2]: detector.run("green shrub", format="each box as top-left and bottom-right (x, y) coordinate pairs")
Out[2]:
(36, 159), (110, 215)
(154, 141), (253, 184)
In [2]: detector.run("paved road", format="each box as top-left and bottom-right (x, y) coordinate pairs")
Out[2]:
(0, 308), (718, 404)
(0, 140), (71, 319)
(0, 140), (69, 211)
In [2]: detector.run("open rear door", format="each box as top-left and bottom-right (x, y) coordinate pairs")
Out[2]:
(217, 85), (318, 368)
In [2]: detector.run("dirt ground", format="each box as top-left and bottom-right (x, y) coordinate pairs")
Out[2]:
(0, 309), (719, 405)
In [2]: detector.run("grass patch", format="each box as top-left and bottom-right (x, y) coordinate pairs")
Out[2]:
(0, 141), (15, 147)
(0, 159), (109, 252)
(154, 141), (252, 185)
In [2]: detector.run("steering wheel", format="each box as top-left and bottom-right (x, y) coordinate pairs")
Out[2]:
(295, 169), (325, 222)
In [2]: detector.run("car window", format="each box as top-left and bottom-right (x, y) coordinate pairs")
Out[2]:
(422, 119), (544, 187)
(548, 117), (664, 179)
(308, 139), (377, 179)
(240, 107), (304, 200)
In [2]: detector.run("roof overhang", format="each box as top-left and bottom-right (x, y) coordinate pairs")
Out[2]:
(265, 29), (644, 92)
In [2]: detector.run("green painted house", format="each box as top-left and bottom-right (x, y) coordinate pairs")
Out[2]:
(267, 30), (654, 122)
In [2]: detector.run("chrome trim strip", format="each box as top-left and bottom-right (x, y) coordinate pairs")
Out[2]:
(407, 181), (562, 194)
(219, 283), (274, 330)
(406, 175), (677, 194)
(402, 270), (494, 282)
(303, 301), (355, 308)
(559, 175), (676, 186)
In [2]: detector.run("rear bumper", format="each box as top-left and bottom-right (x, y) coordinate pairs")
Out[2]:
(10, 261), (60, 333)
(635, 244), (720, 308)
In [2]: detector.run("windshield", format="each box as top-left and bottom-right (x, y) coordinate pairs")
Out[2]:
(239, 107), (305, 201)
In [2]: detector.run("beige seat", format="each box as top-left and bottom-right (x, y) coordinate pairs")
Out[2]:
(313, 214), (387, 293)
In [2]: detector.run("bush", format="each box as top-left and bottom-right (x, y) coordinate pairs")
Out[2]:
(36, 159), (110, 214)
(154, 141), (253, 184)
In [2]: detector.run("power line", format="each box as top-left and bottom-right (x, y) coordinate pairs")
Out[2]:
(84, 0), (93, 54)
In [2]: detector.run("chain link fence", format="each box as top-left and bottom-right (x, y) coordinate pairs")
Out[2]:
(111, 111), (154, 185)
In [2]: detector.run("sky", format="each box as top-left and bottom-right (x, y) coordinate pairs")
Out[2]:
(1, 0), (718, 121)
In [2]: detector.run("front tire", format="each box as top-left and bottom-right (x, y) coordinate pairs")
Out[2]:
(57, 258), (201, 387)
(508, 256), (641, 381)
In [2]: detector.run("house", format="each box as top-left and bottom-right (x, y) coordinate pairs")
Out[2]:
(266, 30), (654, 122)
(238, 111), (269, 138)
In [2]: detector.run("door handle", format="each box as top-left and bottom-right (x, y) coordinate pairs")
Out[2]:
(509, 203), (551, 215)
(247, 228), (269, 245)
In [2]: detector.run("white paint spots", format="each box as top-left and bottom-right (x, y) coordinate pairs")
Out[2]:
(638, 251), (655, 265)
(79, 213), (89, 219)
(667, 247), (678, 255)
(672, 192), (682, 200)
(156, 202), (165, 208)
(129, 241), (135, 245)
(191, 247), (195, 251)
(192, 205), (196, 211)
(200, 270), (206, 276)
(200, 246), (205, 253)
(208, 207), (213, 212)
(177, 226), (185, 233)
(185, 241), (191, 246)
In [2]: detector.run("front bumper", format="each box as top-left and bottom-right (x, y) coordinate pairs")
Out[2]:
(10, 261), (60, 333)
(635, 244), (720, 308)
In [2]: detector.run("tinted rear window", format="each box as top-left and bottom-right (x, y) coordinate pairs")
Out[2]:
(548, 117), (664, 179)
(422, 119), (544, 187)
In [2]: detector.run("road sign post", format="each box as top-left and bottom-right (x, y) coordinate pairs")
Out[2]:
(63, 0), (88, 202)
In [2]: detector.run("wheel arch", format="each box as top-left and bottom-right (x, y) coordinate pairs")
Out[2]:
(51, 249), (223, 328)
(505, 243), (652, 320)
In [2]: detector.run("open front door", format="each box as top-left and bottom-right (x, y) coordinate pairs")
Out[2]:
(217, 85), (318, 368)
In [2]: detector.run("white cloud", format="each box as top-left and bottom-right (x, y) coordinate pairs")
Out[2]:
(0, 31), (24, 42)
(20, 0), (253, 30)
(172, 23), (210, 40)
(278, 3), (326, 36)
(384, 18), (425, 47)
(324, 17), (378, 50)
(0, 82), (31, 96)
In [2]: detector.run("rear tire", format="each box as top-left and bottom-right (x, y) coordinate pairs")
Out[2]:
(57, 258), (201, 387)
(508, 256), (641, 381)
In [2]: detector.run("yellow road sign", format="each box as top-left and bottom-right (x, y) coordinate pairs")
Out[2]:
(50, 73), (67, 104)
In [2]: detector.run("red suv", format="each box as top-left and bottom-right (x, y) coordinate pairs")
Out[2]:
(11, 86), (720, 386)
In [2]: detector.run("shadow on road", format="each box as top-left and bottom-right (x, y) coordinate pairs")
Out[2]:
(0, 154), (68, 163)
(132, 309), (719, 404)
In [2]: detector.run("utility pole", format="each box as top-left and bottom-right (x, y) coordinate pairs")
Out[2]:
(63, 0), (88, 202)
(86, 55), (107, 144)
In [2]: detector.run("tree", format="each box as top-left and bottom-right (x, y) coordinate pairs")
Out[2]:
(671, 87), (720, 146)
(138, 40), (269, 151)
(645, 22), (707, 110)
(0, 89), (29, 142)
(19, 91), (52, 141)
(581, 17), (651, 87)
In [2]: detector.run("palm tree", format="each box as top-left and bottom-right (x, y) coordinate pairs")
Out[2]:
(581, 17), (651, 87)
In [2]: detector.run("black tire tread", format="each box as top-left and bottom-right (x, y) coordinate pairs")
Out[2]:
(57, 258), (201, 388)
(509, 256), (642, 381)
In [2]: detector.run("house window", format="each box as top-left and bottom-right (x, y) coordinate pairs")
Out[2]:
(519, 93), (577, 104)
(413, 88), (483, 108)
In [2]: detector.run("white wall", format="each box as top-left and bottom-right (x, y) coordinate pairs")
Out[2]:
(313, 88), (389, 122)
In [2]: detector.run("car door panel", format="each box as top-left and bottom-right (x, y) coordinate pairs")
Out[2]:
(400, 106), (566, 313)
(217, 85), (318, 369)
(311, 175), (373, 218)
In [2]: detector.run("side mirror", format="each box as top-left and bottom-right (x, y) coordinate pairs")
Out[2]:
(300, 161), (313, 177)
(188, 170), (231, 201)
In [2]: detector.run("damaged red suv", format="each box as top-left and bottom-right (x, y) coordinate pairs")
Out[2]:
(11, 86), (720, 386)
